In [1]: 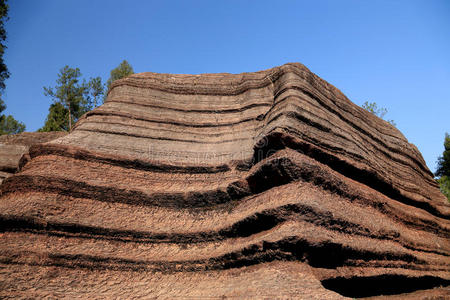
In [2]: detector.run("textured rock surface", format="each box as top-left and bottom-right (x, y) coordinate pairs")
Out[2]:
(0, 132), (66, 183)
(0, 63), (449, 299)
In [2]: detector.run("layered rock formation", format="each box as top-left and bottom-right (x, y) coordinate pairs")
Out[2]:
(0, 132), (66, 183)
(0, 63), (449, 299)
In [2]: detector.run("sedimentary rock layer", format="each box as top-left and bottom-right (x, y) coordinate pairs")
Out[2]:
(0, 132), (66, 183)
(0, 63), (448, 299)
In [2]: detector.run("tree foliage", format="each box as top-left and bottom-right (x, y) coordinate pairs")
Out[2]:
(38, 102), (69, 132)
(43, 66), (85, 131)
(438, 176), (450, 202)
(86, 76), (104, 108)
(105, 60), (134, 99)
(42, 66), (104, 132)
(436, 133), (450, 178)
(436, 133), (450, 201)
(0, 1), (25, 135)
(0, 114), (26, 134)
(0, 99), (25, 135)
(0, 0), (9, 92)
(361, 101), (396, 126)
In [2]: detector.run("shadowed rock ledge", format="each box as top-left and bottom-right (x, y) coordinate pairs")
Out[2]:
(0, 63), (448, 299)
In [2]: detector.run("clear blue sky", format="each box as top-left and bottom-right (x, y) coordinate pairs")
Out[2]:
(3, 0), (449, 172)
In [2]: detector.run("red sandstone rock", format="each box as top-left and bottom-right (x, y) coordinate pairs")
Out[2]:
(0, 63), (448, 299)
(0, 131), (66, 183)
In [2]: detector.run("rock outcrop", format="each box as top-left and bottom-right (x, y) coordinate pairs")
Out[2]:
(0, 132), (66, 183)
(0, 63), (448, 299)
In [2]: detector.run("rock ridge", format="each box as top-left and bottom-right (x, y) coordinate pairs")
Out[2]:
(0, 63), (448, 299)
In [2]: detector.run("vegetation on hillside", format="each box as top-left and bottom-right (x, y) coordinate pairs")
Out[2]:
(436, 133), (450, 201)
(361, 101), (396, 126)
(41, 60), (133, 132)
(41, 66), (103, 132)
(104, 60), (134, 101)
(0, 99), (25, 134)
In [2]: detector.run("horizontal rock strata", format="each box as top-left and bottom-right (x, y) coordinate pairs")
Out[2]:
(0, 132), (66, 183)
(0, 63), (449, 299)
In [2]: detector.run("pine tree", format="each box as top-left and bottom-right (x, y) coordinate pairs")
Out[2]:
(38, 102), (69, 132)
(0, 99), (25, 135)
(436, 133), (450, 201)
(43, 66), (88, 132)
(436, 133), (450, 178)
(0, 1), (25, 135)
(361, 101), (396, 126)
(104, 60), (134, 101)
(0, 0), (10, 92)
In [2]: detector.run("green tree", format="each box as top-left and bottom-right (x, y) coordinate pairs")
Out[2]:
(0, 99), (26, 135)
(362, 101), (396, 126)
(104, 60), (134, 100)
(436, 133), (450, 178)
(0, 114), (26, 134)
(38, 102), (69, 132)
(0, 0), (10, 93)
(42, 67), (104, 132)
(436, 133), (450, 201)
(86, 76), (104, 108)
(437, 176), (450, 201)
(43, 66), (88, 132)
(0, 1), (25, 135)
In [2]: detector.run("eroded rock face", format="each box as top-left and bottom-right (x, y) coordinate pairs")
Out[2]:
(0, 63), (448, 299)
(0, 131), (66, 183)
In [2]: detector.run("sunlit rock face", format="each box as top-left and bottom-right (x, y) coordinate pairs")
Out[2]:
(0, 63), (448, 299)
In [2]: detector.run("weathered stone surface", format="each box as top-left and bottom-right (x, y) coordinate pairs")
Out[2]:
(0, 63), (448, 299)
(0, 131), (66, 183)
